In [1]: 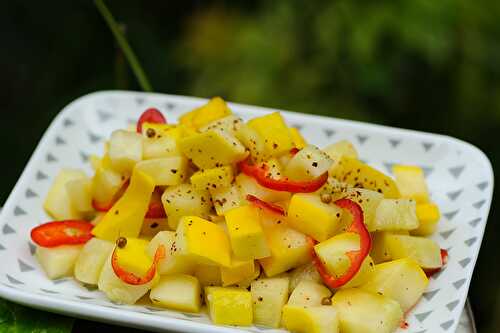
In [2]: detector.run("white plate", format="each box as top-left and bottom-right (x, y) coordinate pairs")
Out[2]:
(0, 91), (493, 333)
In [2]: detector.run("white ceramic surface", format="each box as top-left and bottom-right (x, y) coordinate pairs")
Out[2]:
(0, 91), (493, 333)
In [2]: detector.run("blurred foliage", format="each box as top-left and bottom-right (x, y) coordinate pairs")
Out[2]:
(1, 0), (500, 332)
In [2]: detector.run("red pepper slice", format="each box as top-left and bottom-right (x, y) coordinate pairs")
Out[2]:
(246, 194), (285, 216)
(289, 147), (300, 155)
(309, 198), (372, 289)
(425, 249), (449, 278)
(238, 158), (328, 193)
(111, 244), (166, 285)
(31, 220), (93, 248)
(136, 108), (167, 133)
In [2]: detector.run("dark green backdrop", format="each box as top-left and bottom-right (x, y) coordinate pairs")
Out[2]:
(1, 1), (499, 332)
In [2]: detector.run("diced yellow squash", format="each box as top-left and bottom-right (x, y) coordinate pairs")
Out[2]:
(74, 238), (114, 285)
(90, 154), (102, 170)
(235, 123), (267, 162)
(385, 234), (442, 270)
(66, 177), (93, 213)
(314, 233), (375, 288)
(179, 130), (247, 169)
(234, 262), (261, 289)
(323, 140), (358, 160)
(205, 287), (253, 326)
(135, 157), (188, 186)
(289, 127), (307, 149)
(370, 232), (400, 263)
(282, 305), (339, 333)
(236, 173), (290, 203)
(288, 193), (343, 241)
(210, 184), (242, 216)
(287, 281), (332, 307)
(289, 263), (322, 293)
(199, 115), (243, 136)
(174, 216), (231, 267)
(336, 188), (384, 232)
(92, 169), (155, 241)
(36, 245), (83, 280)
(372, 198), (419, 231)
(108, 130), (143, 174)
(360, 258), (429, 312)
(259, 225), (310, 277)
(221, 258), (255, 286)
(150, 274), (202, 312)
(147, 231), (196, 275)
(190, 166), (233, 191)
(141, 123), (180, 139)
(393, 165), (429, 203)
(91, 166), (126, 205)
(331, 288), (403, 333)
(225, 206), (270, 260)
(113, 238), (152, 276)
(315, 177), (352, 197)
(259, 207), (290, 229)
(140, 218), (169, 237)
(180, 97), (232, 130)
(161, 184), (212, 230)
(251, 276), (290, 328)
(143, 136), (182, 160)
(330, 156), (400, 199)
(195, 264), (222, 287)
(412, 203), (440, 236)
(285, 145), (333, 181)
(44, 169), (87, 220)
(248, 112), (294, 157)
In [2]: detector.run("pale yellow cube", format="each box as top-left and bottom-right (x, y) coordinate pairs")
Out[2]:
(251, 276), (290, 328)
(220, 258), (255, 286)
(210, 184), (242, 216)
(205, 287), (253, 326)
(282, 305), (339, 333)
(287, 280), (332, 307)
(74, 238), (114, 285)
(150, 274), (202, 312)
(190, 166), (233, 191)
(135, 157), (188, 186)
(44, 169), (87, 220)
(147, 231), (196, 275)
(393, 165), (430, 203)
(36, 245), (83, 280)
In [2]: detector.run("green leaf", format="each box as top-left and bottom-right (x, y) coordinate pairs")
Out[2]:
(0, 299), (74, 333)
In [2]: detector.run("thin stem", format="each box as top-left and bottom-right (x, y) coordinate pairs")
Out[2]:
(95, 0), (153, 92)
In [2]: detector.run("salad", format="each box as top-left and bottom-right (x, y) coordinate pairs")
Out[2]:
(31, 97), (446, 333)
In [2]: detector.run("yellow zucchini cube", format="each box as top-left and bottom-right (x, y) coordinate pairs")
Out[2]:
(336, 188), (384, 232)
(250, 276), (290, 328)
(259, 225), (310, 277)
(74, 238), (114, 285)
(108, 130), (143, 174)
(361, 258), (429, 312)
(180, 97), (232, 130)
(385, 234), (442, 270)
(393, 165), (430, 203)
(179, 130), (247, 169)
(190, 166), (233, 191)
(331, 288), (403, 333)
(91, 166), (126, 206)
(282, 305), (339, 333)
(141, 123), (180, 139)
(66, 177), (93, 213)
(205, 287), (253, 326)
(147, 231), (196, 275)
(143, 135), (182, 160)
(92, 169), (155, 241)
(221, 258), (255, 286)
(36, 245), (83, 280)
(174, 216), (231, 267)
(113, 238), (152, 276)
(248, 112), (294, 157)
(370, 232), (398, 263)
(288, 193), (343, 241)
(135, 157), (188, 186)
(199, 115), (243, 136)
(225, 206), (270, 260)
(235, 123), (267, 162)
(412, 203), (440, 236)
(44, 169), (87, 220)
(195, 264), (222, 287)
(287, 280), (332, 307)
(285, 145), (333, 181)
(372, 198), (419, 231)
(150, 274), (202, 312)
(323, 140), (358, 160)
(210, 184), (242, 216)
(236, 173), (290, 203)
(314, 233), (375, 288)
(289, 263), (322, 293)
(289, 127), (307, 149)
(330, 156), (400, 199)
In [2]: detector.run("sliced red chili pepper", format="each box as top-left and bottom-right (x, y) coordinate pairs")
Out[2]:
(246, 194), (285, 216)
(309, 198), (372, 289)
(136, 108), (167, 133)
(111, 244), (166, 285)
(425, 249), (448, 278)
(31, 220), (93, 248)
(290, 147), (300, 155)
(238, 158), (328, 193)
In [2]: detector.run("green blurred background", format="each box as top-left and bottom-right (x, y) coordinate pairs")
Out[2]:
(1, 0), (499, 332)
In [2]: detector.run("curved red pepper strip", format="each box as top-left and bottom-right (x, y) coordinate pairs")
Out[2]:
(246, 194), (285, 216)
(289, 147), (300, 155)
(238, 158), (328, 193)
(425, 249), (449, 278)
(111, 244), (166, 285)
(136, 108), (167, 133)
(31, 220), (93, 248)
(145, 201), (167, 219)
(309, 198), (372, 289)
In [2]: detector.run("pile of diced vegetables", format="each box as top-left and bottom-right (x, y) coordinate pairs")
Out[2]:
(32, 97), (445, 333)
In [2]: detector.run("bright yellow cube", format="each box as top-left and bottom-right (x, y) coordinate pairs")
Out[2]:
(225, 206), (270, 260)
(323, 140), (358, 160)
(282, 305), (339, 333)
(179, 130), (247, 169)
(248, 112), (294, 157)
(289, 127), (307, 149)
(288, 193), (343, 241)
(150, 274), (202, 312)
(175, 216), (231, 267)
(141, 123), (181, 140)
(393, 165), (430, 203)
(412, 203), (440, 236)
(220, 258), (255, 286)
(205, 287), (253, 326)
(180, 97), (232, 130)
(190, 166), (233, 191)
(114, 238), (152, 277)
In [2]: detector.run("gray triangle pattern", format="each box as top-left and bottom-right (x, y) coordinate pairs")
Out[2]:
(6, 274), (23, 285)
(46, 153), (57, 163)
(63, 118), (74, 127)
(448, 165), (465, 179)
(439, 228), (455, 240)
(446, 189), (462, 201)
(465, 237), (477, 247)
(53, 278), (70, 285)
(389, 139), (401, 148)
(446, 300), (460, 311)
(18, 259), (34, 272)
(443, 210), (459, 221)
(469, 218), (481, 227)
(421, 166), (434, 177)
(14, 206), (26, 216)
(146, 306), (164, 312)
(422, 142), (434, 152)
(356, 135), (368, 144)
(415, 311), (432, 322)
(432, 268), (445, 280)
(477, 181), (489, 191)
(459, 258), (471, 268)
(26, 188), (38, 198)
(165, 102), (175, 110)
(28, 242), (36, 255)
(473, 200), (486, 209)
(453, 278), (466, 290)
(88, 132), (102, 144)
(97, 109), (112, 122)
(40, 288), (59, 294)
(422, 289), (439, 301)
(0, 243), (5, 250)
(55, 136), (66, 145)
(80, 151), (89, 162)
(440, 320), (454, 330)
(36, 171), (48, 180)
(3, 224), (15, 234)
(76, 295), (94, 300)
(383, 162), (395, 174)
(135, 97), (145, 105)
(323, 128), (335, 138)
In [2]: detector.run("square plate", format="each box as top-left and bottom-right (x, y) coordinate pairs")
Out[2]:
(0, 91), (493, 333)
